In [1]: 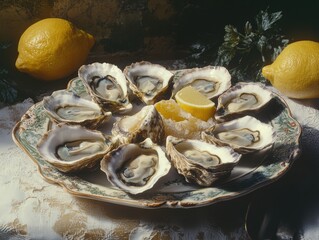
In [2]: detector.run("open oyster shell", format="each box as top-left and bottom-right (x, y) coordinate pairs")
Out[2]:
(78, 62), (132, 113)
(201, 116), (275, 154)
(100, 138), (171, 195)
(171, 66), (231, 100)
(43, 90), (112, 129)
(37, 124), (113, 173)
(166, 136), (242, 186)
(215, 82), (275, 122)
(124, 61), (173, 105)
(112, 105), (165, 145)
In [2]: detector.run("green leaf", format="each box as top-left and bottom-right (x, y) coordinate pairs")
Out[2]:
(215, 8), (289, 84)
(245, 21), (252, 35)
(256, 9), (283, 32)
(0, 41), (20, 104)
(0, 78), (18, 104)
(0, 42), (11, 50)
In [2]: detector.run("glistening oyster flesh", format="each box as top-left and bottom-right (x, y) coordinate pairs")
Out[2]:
(43, 90), (111, 128)
(215, 82), (275, 121)
(78, 62), (132, 113)
(100, 138), (171, 195)
(37, 124), (113, 173)
(124, 61), (173, 104)
(201, 116), (275, 154)
(166, 136), (242, 186)
(171, 66), (231, 100)
(112, 105), (165, 145)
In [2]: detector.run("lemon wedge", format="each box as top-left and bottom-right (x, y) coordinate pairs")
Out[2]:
(175, 86), (216, 121)
(155, 99), (212, 139)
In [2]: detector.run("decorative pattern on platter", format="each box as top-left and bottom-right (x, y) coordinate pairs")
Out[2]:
(12, 77), (302, 209)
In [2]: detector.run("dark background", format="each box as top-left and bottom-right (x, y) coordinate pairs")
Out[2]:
(1, 0), (319, 103)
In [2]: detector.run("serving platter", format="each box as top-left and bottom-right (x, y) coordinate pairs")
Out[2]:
(12, 76), (301, 209)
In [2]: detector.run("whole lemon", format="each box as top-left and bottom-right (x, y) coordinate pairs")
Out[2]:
(15, 18), (94, 81)
(262, 40), (319, 99)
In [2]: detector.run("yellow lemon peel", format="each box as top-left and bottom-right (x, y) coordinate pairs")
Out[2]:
(15, 18), (94, 81)
(262, 40), (319, 99)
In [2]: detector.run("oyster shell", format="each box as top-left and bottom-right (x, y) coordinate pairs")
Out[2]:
(201, 116), (275, 154)
(123, 61), (173, 104)
(112, 105), (165, 145)
(171, 66), (231, 100)
(37, 124), (113, 173)
(43, 90), (111, 128)
(100, 138), (171, 195)
(78, 62), (132, 113)
(215, 82), (274, 122)
(166, 136), (242, 186)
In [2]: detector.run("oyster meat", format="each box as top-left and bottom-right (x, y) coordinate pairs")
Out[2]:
(100, 138), (171, 195)
(37, 124), (113, 173)
(171, 66), (231, 100)
(43, 90), (111, 128)
(215, 82), (274, 121)
(124, 61), (173, 105)
(166, 136), (242, 186)
(78, 62), (132, 113)
(112, 105), (165, 145)
(201, 116), (275, 154)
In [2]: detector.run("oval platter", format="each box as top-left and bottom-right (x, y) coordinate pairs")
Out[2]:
(12, 77), (302, 209)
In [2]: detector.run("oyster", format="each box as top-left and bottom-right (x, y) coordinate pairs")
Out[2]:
(166, 136), (242, 186)
(43, 90), (111, 128)
(215, 82), (274, 121)
(123, 61), (173, 105)
(37, 124), (113, 173)
(201, 116), (275, 154)
(171, 66), (231, 100)
(112, 105), (165, 145)
(78, 62), (132, 113)
(100, 138), (171, 195)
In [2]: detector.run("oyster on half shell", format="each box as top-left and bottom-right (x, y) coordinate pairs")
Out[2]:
(215, 82), (275, 122)
(37, 124), (113, 173)
(112, 105), (165, 145)
(78, 62), (132, 113)
(171, 66), (231, 100)
(100, 138), (171, 195)
(124, 61), (173, 105)
(201, 116), (275, 154)
(43, 90), (112, 129)
(166, 136), (242, 186)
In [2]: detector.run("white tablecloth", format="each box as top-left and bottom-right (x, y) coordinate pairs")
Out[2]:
(1, 93), (319, 239)
(1, 98), (249, 239)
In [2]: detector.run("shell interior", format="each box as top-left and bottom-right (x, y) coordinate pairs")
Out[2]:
(215, 83), (274, 121)
(78, 62), (132, 112)
(43, 90), (111, 127)
(101, 138), (171, 195)
(171, 66), (231, 100)
(91, 75), (125, 101)
(112, 105), (165, 145)
(166, 136), (242, 186)
(37, 124), (112, 172)
(202, 116), (275, 153)
(124, 61), (173, 104)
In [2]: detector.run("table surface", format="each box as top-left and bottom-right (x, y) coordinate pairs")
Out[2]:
(1, 89), (319, 239)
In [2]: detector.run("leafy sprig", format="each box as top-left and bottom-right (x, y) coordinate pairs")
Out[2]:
(0, 42), (19, 104)
(215, 8), (289, 83)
